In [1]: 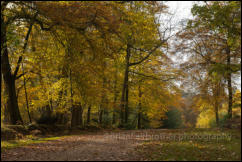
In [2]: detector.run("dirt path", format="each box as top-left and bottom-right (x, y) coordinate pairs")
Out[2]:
(1, 130), (163, 161)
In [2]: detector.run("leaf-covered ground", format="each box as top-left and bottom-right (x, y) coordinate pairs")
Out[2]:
(135, 129), (241, 161)
(1, 129), (241, 161)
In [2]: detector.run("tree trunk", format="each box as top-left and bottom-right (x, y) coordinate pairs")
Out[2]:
(112, 67), (118, 125)
(1, 44), (23, 125)
(23, 72), (31, 123)
(79, 105), (83, 127)
(99, 109), (103, 124)
(99, 67), (107, 125)
(138, 111), (141, 129)
(1, 15), (23, 125)
(226, 47), (233, 119)
(3, 104), (10, 123)
(112, 80), (118, 124)
(70, 68), (76, 128)
(71, 104), (83, 128)
(137, 82), (142, 129)
(213, 82), (220, 127)
(120, 44), (131, 125)
(214, 99), (219, 127)
(124, 45), (131, 124)
(112, 66), (118, 124)
(2, 84), (10, 123)
(87, 105), (91, 124)
(125, 81), (129, 123)
(21, 14), (35, 124)
(71, 105), (78, 128)
(1, 10), (35, 125)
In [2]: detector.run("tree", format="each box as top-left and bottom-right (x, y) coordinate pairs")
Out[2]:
(1, 2), (37, 124)
(175, 2), (241, 126)
(161, 107), (183, 129)
(1, 2), (189, 129)
(189, 1), (241, 119)
(114, 2), (171, 126)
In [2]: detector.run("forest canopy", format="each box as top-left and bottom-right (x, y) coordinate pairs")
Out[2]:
(1, 1), (241, 129)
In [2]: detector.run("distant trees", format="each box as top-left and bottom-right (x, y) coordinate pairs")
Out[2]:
(175, 1), (241, 126)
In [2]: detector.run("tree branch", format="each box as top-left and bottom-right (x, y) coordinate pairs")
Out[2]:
(129, 42), (164, 67)
(13, 12), (37, 79)
(13, 56), (22, 78)
(15, 72), (28, 80)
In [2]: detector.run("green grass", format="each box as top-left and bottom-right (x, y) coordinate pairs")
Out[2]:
(1, 135), (66, 150)
(136, 129), (241, 161)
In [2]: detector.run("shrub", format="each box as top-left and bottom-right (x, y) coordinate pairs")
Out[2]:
(36, 114), (58, 125)
(209, 113), (230, 128)
(6, 125), (29, 135)
(1, 125), (23, 140)
(84, 123), (102, 130)
(161, 107), (183, 129)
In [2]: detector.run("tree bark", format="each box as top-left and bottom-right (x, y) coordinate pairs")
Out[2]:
(125, 80), (129, 123)
(99, 65), (107, 125)
(226, 47), (233, 119)
(1, 20), (23, 124)
(23, 70), (31, 123)
(214, 99), (219, 126)
(112, 69), (118, 125)
(87, 105), (91, 124)
(1, 10), (37, 125)
(120, 44), (131, 125)
(79, 105), (83, 127)
(70, 68), (76, 128)
(71, 105), (78, 128)
(137, 83), (142, 129)
(213, 81), (220, 127)
(99, 109), (103, 124)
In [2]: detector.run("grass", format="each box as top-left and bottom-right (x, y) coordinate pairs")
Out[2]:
(135, 129), (241, 161)
(1, 135), (66, 150)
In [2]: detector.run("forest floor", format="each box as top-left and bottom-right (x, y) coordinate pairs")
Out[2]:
(1, 128), (241, 161)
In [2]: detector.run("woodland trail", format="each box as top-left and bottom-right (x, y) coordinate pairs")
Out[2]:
(1, 129), (167, 161)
